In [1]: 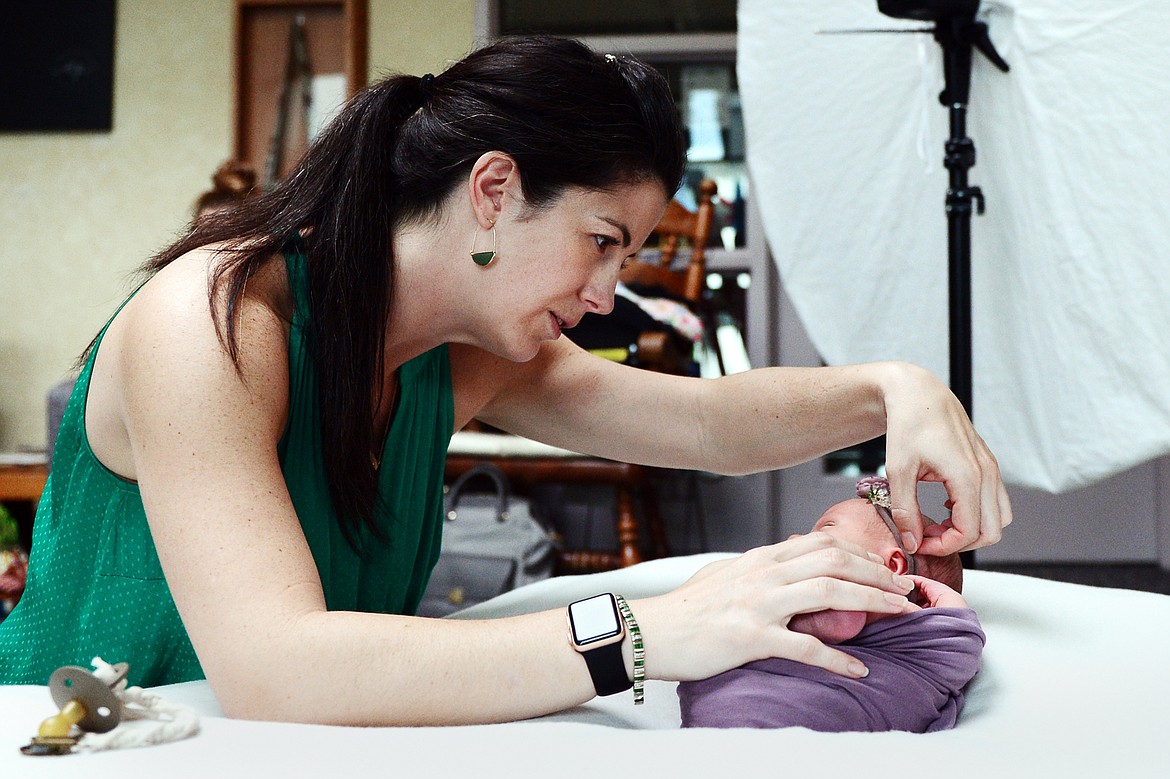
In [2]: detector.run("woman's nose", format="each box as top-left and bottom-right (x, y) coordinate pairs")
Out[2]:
(581, 278), (616, 315)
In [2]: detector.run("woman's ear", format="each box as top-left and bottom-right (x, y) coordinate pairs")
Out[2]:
(467, 151), (520, 227)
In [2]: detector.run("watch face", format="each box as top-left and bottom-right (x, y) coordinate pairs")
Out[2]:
(568, 594), (623, 646)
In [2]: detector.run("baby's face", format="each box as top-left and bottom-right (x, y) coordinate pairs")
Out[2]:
(811, 499), (891, 556)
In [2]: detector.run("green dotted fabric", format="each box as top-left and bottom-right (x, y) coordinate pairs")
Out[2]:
(0, 243), (453, 686)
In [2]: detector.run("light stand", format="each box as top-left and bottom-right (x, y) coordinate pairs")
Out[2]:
(877, 1), (1010, 566)
(878, 0), (1008, 415)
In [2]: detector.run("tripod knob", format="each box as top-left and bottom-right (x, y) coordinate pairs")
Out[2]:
(945, 137), (977, 170)
(946, 186), (986, 216)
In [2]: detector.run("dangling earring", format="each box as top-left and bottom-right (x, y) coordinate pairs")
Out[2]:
(470, 221), (497, 267)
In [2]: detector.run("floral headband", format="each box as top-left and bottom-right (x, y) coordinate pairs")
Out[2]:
(856, 476), (917, 575)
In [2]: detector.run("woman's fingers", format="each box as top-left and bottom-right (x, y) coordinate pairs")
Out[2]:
(757, 534), (912, 594)
(783, 576), (919, 619)
(986, 450), (1014, 534)
(887, 438), (984, 555)
(947, 436), (1007, 551)
(767, 531), (885, 569)
(778, 547), (914, 598)
(879, 363), (1013, 557)
(916, 448), (1011, 555)
(660, 534), (932, 682)
(763, 571), (922, 679)
(914, 455), (1013, 557)
(772, 631), (872, 679)
(889, 428), (1011, 556)
(885, 473), (929, 554)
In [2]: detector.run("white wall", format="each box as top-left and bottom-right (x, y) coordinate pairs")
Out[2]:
(0, 0), (475, 453)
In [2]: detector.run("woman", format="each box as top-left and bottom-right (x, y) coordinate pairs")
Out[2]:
(0, 36), (1009, 724)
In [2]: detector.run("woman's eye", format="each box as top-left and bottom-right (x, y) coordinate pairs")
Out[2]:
(594, 235), (618, 252)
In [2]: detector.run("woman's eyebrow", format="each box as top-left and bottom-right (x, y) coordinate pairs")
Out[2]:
(597, 216), (632, 247)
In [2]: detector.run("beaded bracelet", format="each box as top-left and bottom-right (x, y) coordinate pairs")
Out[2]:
(614, 595), (645, 705)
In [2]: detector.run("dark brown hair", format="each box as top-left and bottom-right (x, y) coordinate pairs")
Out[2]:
(141, 36), (686, 547)
(916, 552), (964, 593)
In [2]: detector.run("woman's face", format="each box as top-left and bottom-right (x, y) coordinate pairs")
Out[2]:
(482, 180), (669, 361)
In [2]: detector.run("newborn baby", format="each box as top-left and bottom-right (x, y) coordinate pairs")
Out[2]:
(678, 478), (985, 733)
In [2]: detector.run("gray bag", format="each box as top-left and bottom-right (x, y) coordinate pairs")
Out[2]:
(419, 464), (556, 617)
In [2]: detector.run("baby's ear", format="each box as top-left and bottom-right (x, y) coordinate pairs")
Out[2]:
(887, 549), (911, 575)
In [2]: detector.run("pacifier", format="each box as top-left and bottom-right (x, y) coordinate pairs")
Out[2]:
(20, 662), (129, 756)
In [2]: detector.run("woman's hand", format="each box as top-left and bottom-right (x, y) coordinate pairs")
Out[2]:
(785, 574), (970, 647)
(880, 363), (1012, 556)
(631, 533), (919, 683)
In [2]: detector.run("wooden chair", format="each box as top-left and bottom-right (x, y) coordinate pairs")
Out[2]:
(619, 179), (717, 374)
(446, 179), (718, 573)
(623, 178), (717, 302)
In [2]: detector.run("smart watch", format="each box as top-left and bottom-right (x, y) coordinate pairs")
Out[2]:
(566, 593), (631, 697)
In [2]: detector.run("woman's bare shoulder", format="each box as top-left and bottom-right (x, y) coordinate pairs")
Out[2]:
(137, 244), (293, 327)
(86, 246), (294, 479)
(116, 245), (294, 392)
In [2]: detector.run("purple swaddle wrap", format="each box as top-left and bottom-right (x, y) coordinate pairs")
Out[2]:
(678, 607), (985, 732)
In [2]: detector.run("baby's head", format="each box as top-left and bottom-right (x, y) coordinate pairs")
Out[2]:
(812, 480), (964, 593)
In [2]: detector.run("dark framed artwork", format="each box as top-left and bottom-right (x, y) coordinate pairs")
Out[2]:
(0, 0), (117, 132)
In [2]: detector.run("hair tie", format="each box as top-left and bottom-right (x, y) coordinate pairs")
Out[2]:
(418, 73), (435, 104)
(856, 477), (917, 575)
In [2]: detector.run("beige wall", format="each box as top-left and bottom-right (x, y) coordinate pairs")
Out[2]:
(0, 0), (474, 452)
(369, 0), (478, 79)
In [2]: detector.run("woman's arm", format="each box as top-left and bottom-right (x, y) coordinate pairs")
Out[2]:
(100, 257), (916, 726)
(458, 338), (1010, 555)
(455, 338), (885, 472)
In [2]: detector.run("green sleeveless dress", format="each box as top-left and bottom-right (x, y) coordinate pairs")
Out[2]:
(0, 243), (453, 686)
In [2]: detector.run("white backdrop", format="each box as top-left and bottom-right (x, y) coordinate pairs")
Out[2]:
(738, 0), (1170, 492)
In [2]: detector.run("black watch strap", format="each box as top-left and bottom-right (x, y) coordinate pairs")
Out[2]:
(582, 640), (632, 697)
